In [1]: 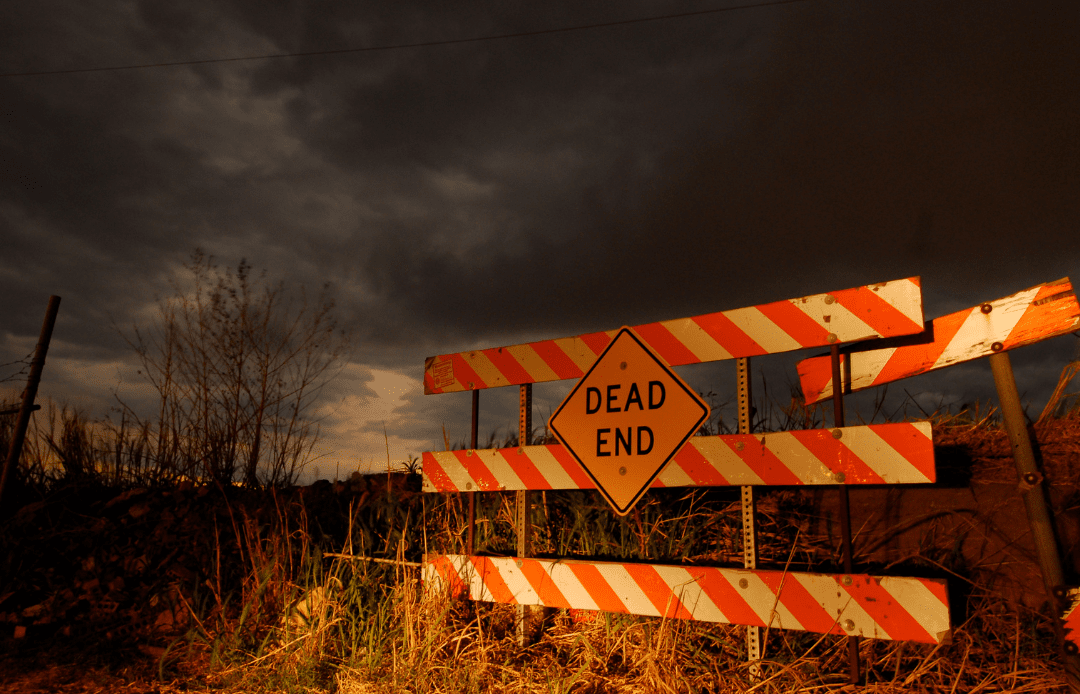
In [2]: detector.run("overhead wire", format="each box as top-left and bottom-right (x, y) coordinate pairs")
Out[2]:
(0, 0), (812, 78)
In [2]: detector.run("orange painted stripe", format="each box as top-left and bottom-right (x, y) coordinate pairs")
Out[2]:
(567, 563), (626, 613)
(842, 578), (935, 643)
(531, 340), (585, 380)
(505, 448), (554, 490)
(870, 311), (965, 386)
(624, 564), (693, 619)
(519, 560), (571, 608)
(430, 555), (470, 598)
(449, 353), (487, 391)
(696, 570), (763, 627)
(873, 423), (936, 482)
(482, 347), (533, 386)
(471, 556), (517, 604)
(672, 442), (732, 486)
(635, 322), (702, 366)
(579, 331), (612, 357)
(454, 450), (501, 491)
(550, 443), (597, 489)
(692, 311), (766, 357)
(756, 299), (834, 347)
(791, 430), (886, 484)
(797, 354), (838, 405)
(757, 572), (838, 635)
(421, 452), (458, 491)
(1003, 282), (1079, 349)
(730, 436), (803, 486)
(833, 285), (922, 337)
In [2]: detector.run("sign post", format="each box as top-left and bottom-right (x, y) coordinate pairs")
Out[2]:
(548, 327), (709, 516)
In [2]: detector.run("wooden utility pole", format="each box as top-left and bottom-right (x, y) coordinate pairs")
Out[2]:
(1, 296), (61, 512)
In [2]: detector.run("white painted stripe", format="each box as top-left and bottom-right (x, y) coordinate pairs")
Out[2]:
(427, 452), (475, 492)
(656, 459), (696, 487)
(871, 278), (924, 327)
(840, 424), (932, 484)
(651, 565), (726, 622)
(724, 306), (804, 353)
(879, 577), (950, 641)
(728, 571), (803, 630)
(490, 557), (539, 605)
(547, 562), (600, 611)
(660, 317), (733, 362)
(524, 445), (579, 489)
(759, 432), (835, 484)
(844, 346), (898, 394)
(789, 295), (876, 342)
(461, 350), (504, 387)
(593, 564), (658, 616)
(792, 574), (887, 640)
(687, 438), (765, 485)
(477, 449), (524, 491)
(933, 288), (1038, 369)
(505, 343), (560, 383)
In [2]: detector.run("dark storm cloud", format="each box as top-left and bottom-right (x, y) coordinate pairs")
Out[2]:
(1, 0), (1077, 461)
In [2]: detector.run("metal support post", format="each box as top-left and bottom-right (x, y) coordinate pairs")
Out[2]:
(1, 296), (60, 512)
(831, 344), (860, 684)
(466, 389), (478, 556)
(516, 383), (534, 646)
(989, 351), (1080, 691)
(737, 357), (762, 676)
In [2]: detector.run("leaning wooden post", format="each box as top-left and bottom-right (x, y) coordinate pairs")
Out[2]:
(737, 357), (762, 677)
(831, 343), (861, 684)
(989, 351), (1080, 690)
(0, 295), (61, 512)
(516, 383), (533, 646)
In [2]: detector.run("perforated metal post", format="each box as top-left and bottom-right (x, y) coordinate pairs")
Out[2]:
(737, 357), (762, 675)
(831, 344), (860, 685)
(467, 389), (478, 556)
(516, 383), (533, 646)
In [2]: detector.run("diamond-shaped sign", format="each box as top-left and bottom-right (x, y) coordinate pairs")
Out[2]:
(549, 327), (710, 515)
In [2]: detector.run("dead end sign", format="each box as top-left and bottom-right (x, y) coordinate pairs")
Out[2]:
(548, 326), (710, 515)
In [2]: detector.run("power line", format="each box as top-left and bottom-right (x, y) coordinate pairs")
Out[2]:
(1, 0), (811, 79)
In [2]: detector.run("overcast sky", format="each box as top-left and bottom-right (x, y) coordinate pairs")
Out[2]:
(2, 0), (1077, 478)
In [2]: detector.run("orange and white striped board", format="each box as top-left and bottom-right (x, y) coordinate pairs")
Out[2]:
(421, 421), (934, 492)
(798, 278), (1080, 405)
(424, 278), (924, 394)
(424, 555), (951, 644)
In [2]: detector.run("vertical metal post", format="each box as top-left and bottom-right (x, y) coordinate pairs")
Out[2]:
(831, 344), (860, 684)
(466, 389), (478, 556)
(1, 296), (60, 512)
(989, 351), (1080, 690)
(737, 357), (762, 676)
(516, 383), (533, 646)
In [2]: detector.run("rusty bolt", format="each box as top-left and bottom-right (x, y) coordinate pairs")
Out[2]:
(516, 560), (523, 568)
(827, 333), (838, 344)
(739, 578), (749, 589)
(735, 441), (745, 451)
(1066, 642), (1079, 656)
(842, 575), (853, 586)
(518, 447), (524, 455)
(466, 450), (473, 456)
(843, 619), (856, 632)
(991, 341), (1004, 352)
(824, 295), (836, 305)
(465, 482), (473, 490)
(835, 472), (846, 483)
(832, 428), (843, 439)
(980, 303), (993, 314)
(1023, 472), (1043, 486)
(618, 466), (627, 476)
(620, 361), (627, 370)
